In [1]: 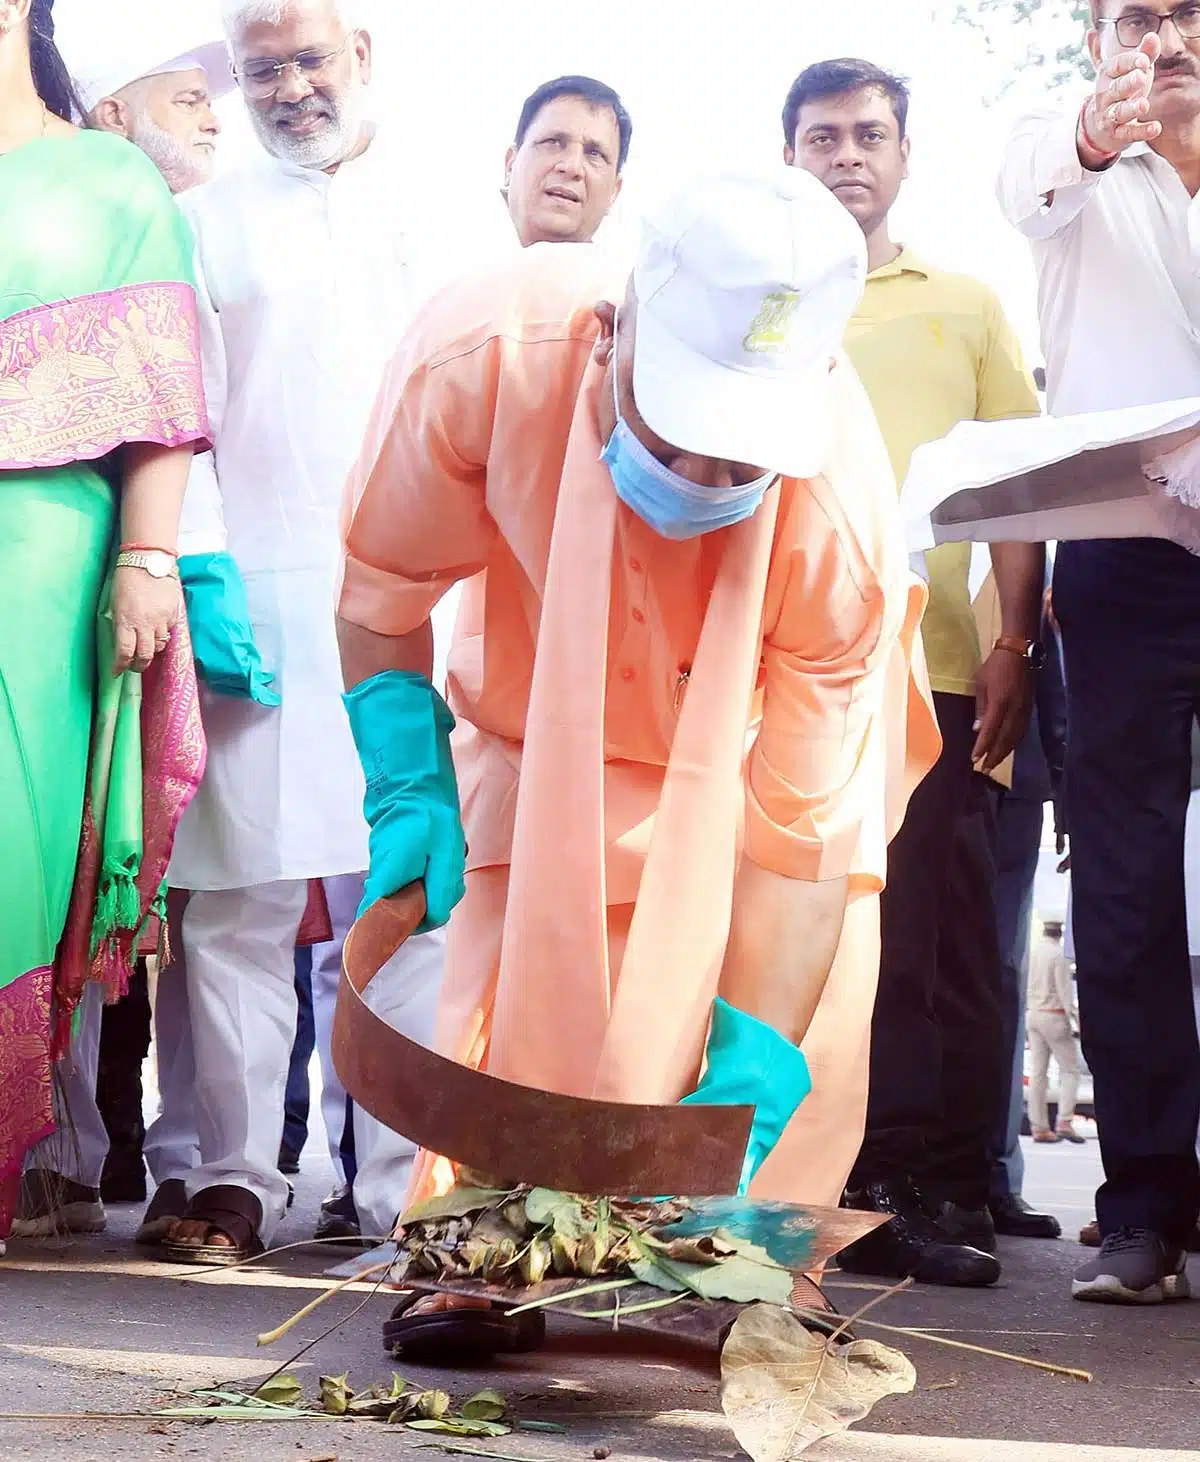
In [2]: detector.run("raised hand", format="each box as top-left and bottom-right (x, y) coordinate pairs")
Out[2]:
(1081, 32), (1163, 160)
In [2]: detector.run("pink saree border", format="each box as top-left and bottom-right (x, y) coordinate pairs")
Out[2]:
(0, 283), (210, 470)
(53, 615), (207, 1030)
(0, 964), (55, 1236)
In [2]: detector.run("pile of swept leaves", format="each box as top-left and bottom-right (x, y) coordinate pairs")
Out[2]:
(394, 1182), (798, 1304)
(167, 1376), (536, 1440)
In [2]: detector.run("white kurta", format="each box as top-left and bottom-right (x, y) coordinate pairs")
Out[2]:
(170, 131), (461, 890)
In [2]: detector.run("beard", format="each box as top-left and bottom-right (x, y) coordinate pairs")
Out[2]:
(129, 114), (215, 194)
(248, 83), (365, 170)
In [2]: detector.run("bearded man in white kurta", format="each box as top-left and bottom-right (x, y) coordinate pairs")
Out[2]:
(163, 0), (446, 1261)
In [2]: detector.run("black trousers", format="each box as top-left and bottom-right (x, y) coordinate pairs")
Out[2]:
(850, 692), (1005, 1209)
(1055, 538), (1200, 1243)
(97, 959), (152, 1164)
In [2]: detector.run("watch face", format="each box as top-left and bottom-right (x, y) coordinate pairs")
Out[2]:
(1028, 641), (1047, 671)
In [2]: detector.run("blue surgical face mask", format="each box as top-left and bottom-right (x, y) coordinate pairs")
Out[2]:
(600, 338), (776, 541)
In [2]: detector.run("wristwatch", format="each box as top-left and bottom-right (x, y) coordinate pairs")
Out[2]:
(994, 634), (1046, 671)
(116, 549), (180, 580)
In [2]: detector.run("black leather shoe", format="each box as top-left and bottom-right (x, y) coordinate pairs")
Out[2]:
(990, 1193), (1062, 1240)
(315, 1183), (363, 1244)
(840, 1179), (1001, 1288)
(100, 1149), (148, 1205)
(928, 1200), (997, 1253)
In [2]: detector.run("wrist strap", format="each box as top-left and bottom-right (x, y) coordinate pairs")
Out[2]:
(120, 542), (178, 556)
(1079, 100), (1119, 168)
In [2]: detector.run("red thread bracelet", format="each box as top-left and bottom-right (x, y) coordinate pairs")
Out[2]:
(1079, 100), (1119, 166)
(120, 543), (179, 556)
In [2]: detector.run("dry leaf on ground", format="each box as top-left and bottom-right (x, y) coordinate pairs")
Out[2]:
(720, 1303), (916, 1460)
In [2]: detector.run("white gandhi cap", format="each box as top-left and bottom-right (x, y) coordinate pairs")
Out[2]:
(631, 166), (867, 481)
(54, 0), (234, 115)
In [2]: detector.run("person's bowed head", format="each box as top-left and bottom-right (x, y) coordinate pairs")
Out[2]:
(592, 166), (869, 543)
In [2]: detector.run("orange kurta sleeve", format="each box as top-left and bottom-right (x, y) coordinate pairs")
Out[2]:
(339, 300), (503, 637)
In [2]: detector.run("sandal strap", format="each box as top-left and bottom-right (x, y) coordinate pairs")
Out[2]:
(143, 1179), (189, 1226)
(182, 1184), (264, 1251)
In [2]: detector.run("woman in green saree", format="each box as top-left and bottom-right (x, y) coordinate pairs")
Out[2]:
(0, 0), (209, 1250)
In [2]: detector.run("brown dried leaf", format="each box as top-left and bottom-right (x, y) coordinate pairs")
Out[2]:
(520, 1236), (553, 1285)
(661, 1234), (738, 1265)
(576, 1232), (609, 1277)
(720, 1304), (916, 1460)
(551, 1232), (580, 1274)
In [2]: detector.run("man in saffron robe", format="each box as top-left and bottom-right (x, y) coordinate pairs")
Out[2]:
(337, 167), (940, 1352)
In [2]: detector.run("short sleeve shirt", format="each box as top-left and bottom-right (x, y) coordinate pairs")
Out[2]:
(845, 249), (1039, 697)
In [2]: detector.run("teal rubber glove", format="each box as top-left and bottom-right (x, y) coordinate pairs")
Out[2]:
(682, 998), (812, 1195)
(179, 552), (280, 707)
(344, 669), (466, 931)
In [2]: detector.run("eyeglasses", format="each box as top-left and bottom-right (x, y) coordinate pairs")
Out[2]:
(1100, 3), (1200, 47)
(233, 39), (350, 97)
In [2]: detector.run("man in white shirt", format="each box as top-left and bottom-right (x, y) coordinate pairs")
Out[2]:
(161, 0), (445, 1264)
(999, 2), (1200, 1304)
(503, 75), (629, 247)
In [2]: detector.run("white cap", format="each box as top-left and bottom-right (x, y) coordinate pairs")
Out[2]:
(631, 167), (867, 481)
(55, 0), (234, 115)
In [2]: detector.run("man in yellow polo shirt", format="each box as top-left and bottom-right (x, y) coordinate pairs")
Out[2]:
(787, 58), (1048, 1287)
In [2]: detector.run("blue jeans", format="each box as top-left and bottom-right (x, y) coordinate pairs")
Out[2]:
(988, 793), (1044, 1203)
(282, 945), (315, 1160)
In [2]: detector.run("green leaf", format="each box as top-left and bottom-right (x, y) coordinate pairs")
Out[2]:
(462, 1388), (508, 1422)
(525, 1189), (589, 1240)
(319, 1373), (353, 1416)
(632, 1254), (793, 1305)
(415, 1389), (452, 1420)
(518, 1420), (569, 1433)
(406, 1418), (513, 1438)
(725, 1238), (792, 1272)
(399, 1186), (509, 1224)
(254, 1375), (304, 1407)
(631, 1257), (690, 1294)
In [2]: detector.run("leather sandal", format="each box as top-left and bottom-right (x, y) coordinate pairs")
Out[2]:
(136, 1179), (190, 1247)
(382, 1294), (546, 1364)
(160, 1184), (265, 1266)
(790, 1273), (855, 1340)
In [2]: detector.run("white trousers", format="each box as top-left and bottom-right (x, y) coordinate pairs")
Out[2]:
(144, 894), (199, 1186)
(1027, 1008), (1081, 1132)
(184, 877), (444, 1243)
(314, 874), (445, 1238)
(26, 981), (109, 1188)
(184, 880), (307, 1239)
(350, 920), (445, 1237)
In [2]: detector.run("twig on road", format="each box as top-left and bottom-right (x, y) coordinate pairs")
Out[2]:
(257, 1261), (394, 1346)
(791, 1306), (1093, 1382)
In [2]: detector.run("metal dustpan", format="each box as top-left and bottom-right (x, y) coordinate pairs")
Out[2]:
(334, 887), (888, 1263)
(333, 885), (754, 1197)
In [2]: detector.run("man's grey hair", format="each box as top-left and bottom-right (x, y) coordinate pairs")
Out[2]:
(220, 0), (362, 37)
